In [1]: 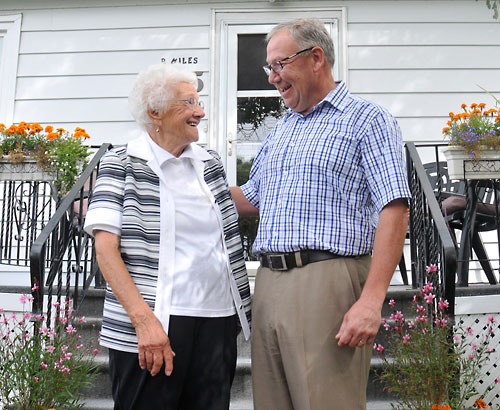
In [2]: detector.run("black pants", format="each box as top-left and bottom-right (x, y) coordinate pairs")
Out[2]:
(109, 315), (238, 410)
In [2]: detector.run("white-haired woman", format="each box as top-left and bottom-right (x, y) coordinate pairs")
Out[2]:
(84, 63), (251, 410)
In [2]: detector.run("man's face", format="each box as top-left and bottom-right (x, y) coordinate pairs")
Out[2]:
(266, 30), (315, 115)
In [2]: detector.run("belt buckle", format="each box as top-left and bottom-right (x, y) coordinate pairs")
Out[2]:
(267, 254), (288, 271)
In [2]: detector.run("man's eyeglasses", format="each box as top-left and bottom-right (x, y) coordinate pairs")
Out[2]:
(168, 97), (204, 110)
(262, 47), (314, 76)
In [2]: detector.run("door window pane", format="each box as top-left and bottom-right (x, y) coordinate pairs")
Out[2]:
(237, 34), (274, 91)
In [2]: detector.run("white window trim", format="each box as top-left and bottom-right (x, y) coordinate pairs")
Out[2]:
(0, 14), (22, 124)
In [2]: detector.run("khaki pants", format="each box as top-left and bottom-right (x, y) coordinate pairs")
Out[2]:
(251, 255), (372, 410)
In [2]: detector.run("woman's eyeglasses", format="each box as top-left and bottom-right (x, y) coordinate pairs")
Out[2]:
(168, 97), (204, 110)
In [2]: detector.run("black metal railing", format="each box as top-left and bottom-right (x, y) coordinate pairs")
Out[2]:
(406, 142), (457, 314)
(29, 143), (111, 326)
(0, 179), (57, 266)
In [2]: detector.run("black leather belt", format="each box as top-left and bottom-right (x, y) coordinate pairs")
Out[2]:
(260, 250), (343, 271)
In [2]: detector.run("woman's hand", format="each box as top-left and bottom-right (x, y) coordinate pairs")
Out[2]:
(135, 314), (175, 377)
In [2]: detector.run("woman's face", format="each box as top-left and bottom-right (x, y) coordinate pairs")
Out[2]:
(158, 81), (205, 150)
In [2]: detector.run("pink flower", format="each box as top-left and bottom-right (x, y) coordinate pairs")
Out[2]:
(403, 334), (410, 344)
(65, 325), (77, 334)
(373, 343), (385, 354)
(422, 283), (434, 294)
(424, 293), (435, 304)
(52, 301), (60, 307)
(19, 295), (27, 304)
(495, 378), (500, 384)
(426, 264), (437, 273)
(40, 362), (48, 369)
(468, 353), (475, 360)
(389, 299), (395, 308)
(384, 323), (390, 331)
(487, 315), (497, 324)
(46, 345), (55, 353)
(31, 283), (39, 291)
(92, 348), (99, 355)
(438, 299), (449, 311)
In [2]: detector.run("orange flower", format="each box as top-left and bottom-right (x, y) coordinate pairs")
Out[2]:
(447, 120), (453, 126)
(478, 102), (486, 109)
(471, 103), (478, 109)
(442, 127), (450, 134)
(46, 132), (58, 141)
(440, 405), (452, 410)
(32, 123), (43, 132)
(56, 128), (66, 135)
(475, 398), (487, 408)
(45, 125), (54, 133)
(461, 103), (467, 109)
(449, 112), (455, 118)
(432, 405), (440, 410)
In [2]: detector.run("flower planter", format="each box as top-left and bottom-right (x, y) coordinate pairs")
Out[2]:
(0, 157), (56, 182)
(442, 146), (500, 180)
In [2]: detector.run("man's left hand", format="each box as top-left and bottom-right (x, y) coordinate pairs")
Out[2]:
(334, 298), (381, 348)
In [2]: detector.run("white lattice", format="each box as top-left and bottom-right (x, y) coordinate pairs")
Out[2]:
(456, 312), (500, 407)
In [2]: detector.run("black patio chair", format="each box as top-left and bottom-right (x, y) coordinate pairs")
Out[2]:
(425, 162), (498, 285)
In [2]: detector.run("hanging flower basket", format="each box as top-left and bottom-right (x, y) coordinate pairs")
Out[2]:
(0, 156), (56, 182)
(442, 145), (500, 180)
(0, 122), (91, 194)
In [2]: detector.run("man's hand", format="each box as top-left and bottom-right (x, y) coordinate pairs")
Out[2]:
(334, 298), (381, 348)
(136, 315), (175, 377)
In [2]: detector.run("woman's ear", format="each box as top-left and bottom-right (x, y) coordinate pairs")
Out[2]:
(147, 108), (161, 124)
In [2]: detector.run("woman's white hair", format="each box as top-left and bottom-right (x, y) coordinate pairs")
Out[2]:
(128, 63), (198, 128)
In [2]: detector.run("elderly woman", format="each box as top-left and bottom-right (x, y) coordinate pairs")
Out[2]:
(84, 63), (251, 410)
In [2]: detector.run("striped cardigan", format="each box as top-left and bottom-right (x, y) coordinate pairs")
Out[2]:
(85, 135), (251, 352)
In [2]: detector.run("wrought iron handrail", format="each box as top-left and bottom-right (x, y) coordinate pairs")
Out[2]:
(29, 143), (111, 325)
(406, 142), (457, 315)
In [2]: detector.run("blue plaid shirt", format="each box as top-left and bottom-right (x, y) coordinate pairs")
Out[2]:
(241, 82), (411, 256)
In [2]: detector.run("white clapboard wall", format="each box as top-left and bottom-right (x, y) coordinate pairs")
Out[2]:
(0, 0), (497, 148)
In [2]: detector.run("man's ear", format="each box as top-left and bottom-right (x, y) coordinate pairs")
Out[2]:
(310, 47), (326, 72)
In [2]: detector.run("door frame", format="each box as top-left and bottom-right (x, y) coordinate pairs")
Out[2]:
(210, 7), (347, 184)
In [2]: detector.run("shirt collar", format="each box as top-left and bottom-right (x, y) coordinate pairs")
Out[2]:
(285, 81), (350, 120)
(145, 132), (212, 167)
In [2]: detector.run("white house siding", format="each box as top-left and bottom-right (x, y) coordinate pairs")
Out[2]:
(0, 0), (498, 150)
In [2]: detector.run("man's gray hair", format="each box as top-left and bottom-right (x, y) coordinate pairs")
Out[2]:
(128, 63), (197, 128)
(266, 18), (335, 69)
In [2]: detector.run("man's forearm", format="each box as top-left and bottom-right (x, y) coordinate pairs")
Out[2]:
(230, 186), (259, 217)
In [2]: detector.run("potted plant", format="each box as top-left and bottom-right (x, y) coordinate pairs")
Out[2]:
(374, 265), (500, 410)
(442, 101), (500, 180)
(0, 293), (99, 409)
(0, 122), (91, 195)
